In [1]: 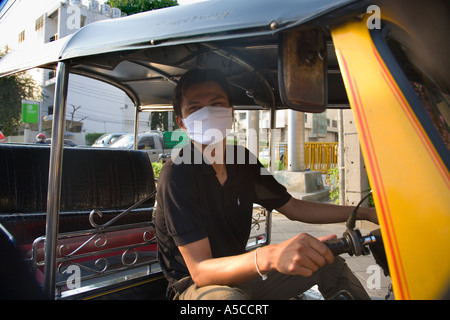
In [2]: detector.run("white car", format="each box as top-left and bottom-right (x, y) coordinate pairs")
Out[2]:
(92, 133), (126, 147)
(110, 133), (169, 162)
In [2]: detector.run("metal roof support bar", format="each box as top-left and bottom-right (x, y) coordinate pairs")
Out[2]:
(134, 102), (140, 150)
(202, 43), (275, 107)
(73, 69), (141, 108)
(128, 60), (178, 86)
(43, 61), (69, 299)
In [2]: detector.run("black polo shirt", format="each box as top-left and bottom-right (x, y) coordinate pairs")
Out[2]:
(155, 143), (291, 288)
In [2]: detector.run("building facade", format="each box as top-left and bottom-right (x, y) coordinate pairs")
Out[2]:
(0, 0), (150, 144)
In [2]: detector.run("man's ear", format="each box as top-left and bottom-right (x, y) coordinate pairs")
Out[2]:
(176, 116), (185, 129)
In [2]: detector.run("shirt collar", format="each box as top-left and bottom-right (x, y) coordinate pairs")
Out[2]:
(179, 141), (238, 177)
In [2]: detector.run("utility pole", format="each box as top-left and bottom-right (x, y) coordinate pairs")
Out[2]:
(287, 109), (305, 172)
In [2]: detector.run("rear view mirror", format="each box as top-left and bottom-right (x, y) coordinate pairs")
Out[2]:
(279, 28), (327, 112)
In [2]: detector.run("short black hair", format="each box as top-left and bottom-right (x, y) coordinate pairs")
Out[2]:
(173, 68), (234, 118)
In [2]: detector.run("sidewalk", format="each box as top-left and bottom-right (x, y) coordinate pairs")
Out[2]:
(270, 211), (393, 300)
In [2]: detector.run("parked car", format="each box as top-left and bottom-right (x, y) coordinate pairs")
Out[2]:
(92, 133), (125, 147)
(110, 132), (170, 162)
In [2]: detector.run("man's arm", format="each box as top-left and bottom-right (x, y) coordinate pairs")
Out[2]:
(277, 197), (378, 225)
(178, 233), (335, 288)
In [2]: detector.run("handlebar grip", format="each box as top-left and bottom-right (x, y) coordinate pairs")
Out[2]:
(324, 237), (351, 256)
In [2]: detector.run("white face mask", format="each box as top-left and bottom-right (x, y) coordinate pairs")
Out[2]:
(182, 106), (233, 145)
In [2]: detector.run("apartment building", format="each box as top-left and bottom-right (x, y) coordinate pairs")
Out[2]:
(235, 108), (339, 147)
(0, 0), (150, 144)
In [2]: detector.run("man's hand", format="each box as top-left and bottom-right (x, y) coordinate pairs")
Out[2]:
(178, 233), (336, 287)
(270, 233), (335, 277)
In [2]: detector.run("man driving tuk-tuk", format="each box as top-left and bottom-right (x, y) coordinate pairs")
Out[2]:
(0, 0), (448, 301)
(155, 68), (378, 300)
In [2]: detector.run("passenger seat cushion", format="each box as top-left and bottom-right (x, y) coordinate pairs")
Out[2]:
(0, 145), (156, 244)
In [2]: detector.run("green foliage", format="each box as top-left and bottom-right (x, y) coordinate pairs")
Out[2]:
(150, 111), (179, 131)
(106, 0), (178, 15)
(259, 158), (285, 171)
(327, 167), (340, 204)
(152, 161), (164, 179)
(85, 132), (106, 145)
(0, 47), (41, 136)
(326, 167), (375, 207)
(368, 184), (375, 207)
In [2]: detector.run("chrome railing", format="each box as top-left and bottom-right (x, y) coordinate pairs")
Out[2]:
(246, 205), (272, 251)
(31, 192), (159, 299)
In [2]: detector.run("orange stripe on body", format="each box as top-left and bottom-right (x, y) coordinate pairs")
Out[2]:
(338, 52), (410, 299)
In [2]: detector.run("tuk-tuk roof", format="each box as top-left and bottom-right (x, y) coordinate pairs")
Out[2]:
(59, 0), (356, 59)
(0, 0), (361, 109)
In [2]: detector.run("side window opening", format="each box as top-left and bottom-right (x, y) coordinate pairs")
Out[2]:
(141, 137), (155, 149)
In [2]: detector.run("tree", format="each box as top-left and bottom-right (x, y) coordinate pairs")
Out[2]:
(106, 0), (178, 16)
(150, 111), (179, 131)
(0, 47), (41, 136)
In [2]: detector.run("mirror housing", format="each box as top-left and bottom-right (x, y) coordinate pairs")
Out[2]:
(278, 28), (327, 112)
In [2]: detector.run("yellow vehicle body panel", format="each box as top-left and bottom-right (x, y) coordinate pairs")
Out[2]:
(331, 18), (450, 299)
